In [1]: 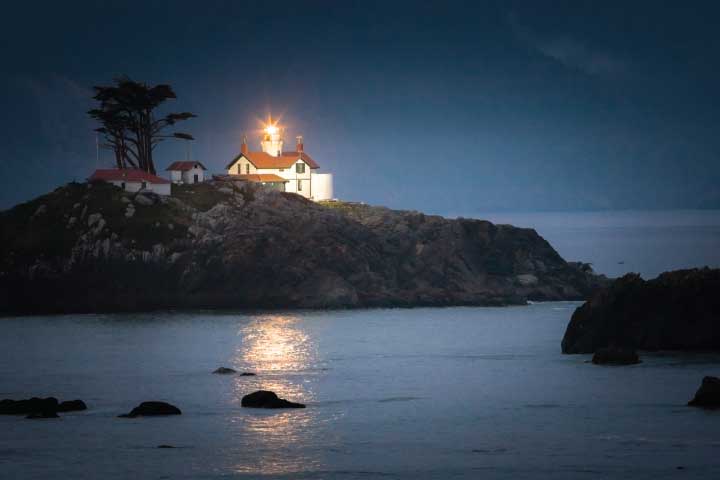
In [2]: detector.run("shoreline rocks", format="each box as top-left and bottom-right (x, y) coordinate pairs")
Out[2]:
(591, 347), (641, 365)
(119, 401), (182, 418)
(688, 376), (720, 408)
(1, 397), (59, 416)
(241, 390), (305, 409)
(562, 268), (720, 354)
(0, 181), (606, 315)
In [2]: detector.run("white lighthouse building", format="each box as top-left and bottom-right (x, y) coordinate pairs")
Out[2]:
(226, 123), (334, 201)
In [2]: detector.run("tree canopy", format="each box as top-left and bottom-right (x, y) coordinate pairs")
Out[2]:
(88, 77), (196, 174)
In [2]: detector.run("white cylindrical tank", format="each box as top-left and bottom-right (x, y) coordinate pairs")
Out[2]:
(311, 173), (334, 201)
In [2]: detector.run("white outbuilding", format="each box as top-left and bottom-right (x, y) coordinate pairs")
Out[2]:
(88, 169), (172, 196)
(165, 161), (207, 184)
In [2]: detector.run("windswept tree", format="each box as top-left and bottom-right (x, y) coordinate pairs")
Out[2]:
(88, 76), (196, 174)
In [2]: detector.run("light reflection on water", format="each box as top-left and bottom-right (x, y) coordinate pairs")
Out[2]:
(228, 314), (325, 475)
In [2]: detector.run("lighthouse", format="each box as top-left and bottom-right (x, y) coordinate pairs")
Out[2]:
(226, 118), (334, 201)
(260, 123), (283, 157)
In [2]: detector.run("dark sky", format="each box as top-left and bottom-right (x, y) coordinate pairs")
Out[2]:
(1, 1), (719, 213)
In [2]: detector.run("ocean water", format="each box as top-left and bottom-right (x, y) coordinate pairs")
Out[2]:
(1, 305), (720, 479)
(467, 210), (720, 279)
(2, 210), (720, 479)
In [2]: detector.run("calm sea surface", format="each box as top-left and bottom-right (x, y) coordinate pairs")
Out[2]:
(2, 210), (720, 479)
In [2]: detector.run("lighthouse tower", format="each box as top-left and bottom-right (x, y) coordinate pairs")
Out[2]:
(260, 124), (283, 157)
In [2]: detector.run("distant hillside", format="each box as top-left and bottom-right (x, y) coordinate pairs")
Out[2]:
(0, 179), (605, 315)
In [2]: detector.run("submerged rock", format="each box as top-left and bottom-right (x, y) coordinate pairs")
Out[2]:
(239, 372), (256, 376)
(212, 367), (237, 374)
(591, 347), (640, 365)
(119, 401), (182, 418)
(26, 411), (60, 419)
(57, 399), (88, 412)
(688, 376), (720, 408)
(562, 268), (720, 354)
(241, 390), (305, 409)
(0, 397), (59, 415)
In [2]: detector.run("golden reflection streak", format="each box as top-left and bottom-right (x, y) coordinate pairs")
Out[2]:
(229, 314), (323, 475)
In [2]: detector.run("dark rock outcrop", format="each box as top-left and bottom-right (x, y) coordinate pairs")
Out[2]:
(591, 347), (641, 365)
(119, 401), (182, 418)
(562, 268), (720, 354)
(57, 399), (87, 412)
(213, 367), (237, 374)
(240, 372), (256, 376)
(0, 180), (605, 315)
(241, 390), (305, 409)
(0, 397), (58, 416)
(688, 376), (720, 408)
(26, 411), (60, 419)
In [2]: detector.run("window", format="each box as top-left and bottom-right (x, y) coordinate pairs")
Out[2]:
(297, 180), (302, 191)
(296, 162), (305, 174)
(246, 164), (250, 174)
(193, 174), (198, 183)
(237, 164), (241, 174)
(141, 181), (147, 190)
(121, 182), (126, 190)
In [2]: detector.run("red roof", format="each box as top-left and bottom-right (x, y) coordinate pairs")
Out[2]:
(226, 151), (319, 170)
(89, 169), (171, 184)
(166, 161), (207, 171)
(231, 174), (288, 183)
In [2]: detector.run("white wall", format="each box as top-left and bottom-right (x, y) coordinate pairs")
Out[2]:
(311, 173), (334, 201)
(109, 180), (171, 196)
(181, 167), (204, 184)
(227, 157), (314, 199)
(170, 171), (182, 183)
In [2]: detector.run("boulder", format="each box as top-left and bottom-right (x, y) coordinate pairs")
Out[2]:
(212, 367), (237, 374)
(241, 390), (305, 409)
(591, 347), (641, 365)
(688, 376), (720, 408)
(240, 372), (256, 376)
(118, 401), (182, 418)
(0, 397), (58, 416)
(26, 411), (60, 419)
(562, 269), (720, 354)
(57, 399), (88, 412)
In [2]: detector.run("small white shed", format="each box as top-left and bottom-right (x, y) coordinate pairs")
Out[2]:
(166, 161), (207, 184)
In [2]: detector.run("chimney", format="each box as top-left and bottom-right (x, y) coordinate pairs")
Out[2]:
(241, 135), (249, 155)
(296, 135), (304, 153)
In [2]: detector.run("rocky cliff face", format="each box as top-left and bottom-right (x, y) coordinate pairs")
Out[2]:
(0, 180), (603, 315)
(562, 268), (720, 353)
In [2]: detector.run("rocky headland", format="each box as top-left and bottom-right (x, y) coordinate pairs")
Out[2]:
(0, 179), (604, 315)
(562, 268), (720, 354)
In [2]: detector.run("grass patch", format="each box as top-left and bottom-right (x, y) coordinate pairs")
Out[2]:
(172, 183), (232, 211)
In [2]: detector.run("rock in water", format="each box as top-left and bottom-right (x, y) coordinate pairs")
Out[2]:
(26, 411), (60, 419)
(240, 372), (256, 376)
(118, 401), (182, 418)
(0, 397), (58, 416)
(241, 390), (305, 409)
(212, 367), (237, 374)
(591, 347), (641, 365)
(688, 376), (720, 408)
(57, 400), (88, 412)
(562, 268), (720, 354)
